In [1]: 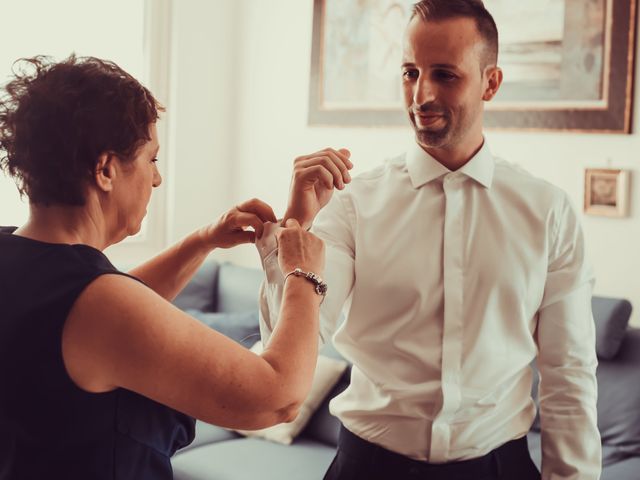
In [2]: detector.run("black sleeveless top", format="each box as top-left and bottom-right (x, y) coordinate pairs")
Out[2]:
(0, 227), (195, 480)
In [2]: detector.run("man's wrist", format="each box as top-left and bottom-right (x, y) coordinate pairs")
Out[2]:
(282, 208), (314, 231)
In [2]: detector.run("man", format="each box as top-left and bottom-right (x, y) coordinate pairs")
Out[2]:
(257, 1), (601, 479)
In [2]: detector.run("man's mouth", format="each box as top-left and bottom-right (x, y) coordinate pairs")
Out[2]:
(414, 112), (446, 127)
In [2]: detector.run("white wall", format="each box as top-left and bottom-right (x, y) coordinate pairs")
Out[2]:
(0, 0), (145, 231)
(160, 0), (245, 265)
(105, 0), (243, 265)
(213, 0), (640, 325)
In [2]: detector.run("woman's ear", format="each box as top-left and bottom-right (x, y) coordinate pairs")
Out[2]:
(482, 66), (503, 102)
(95, 153), (116, 192)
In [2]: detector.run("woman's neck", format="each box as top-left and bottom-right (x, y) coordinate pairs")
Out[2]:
(14, 202), (109, 250)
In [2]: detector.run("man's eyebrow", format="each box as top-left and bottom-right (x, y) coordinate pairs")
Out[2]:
(430, 63), (460, 70)
(401, 62), (461, 71)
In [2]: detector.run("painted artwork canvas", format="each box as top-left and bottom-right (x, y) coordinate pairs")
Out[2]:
(309, 0), (635, 131)
(488, 0), (606, 107)
(321, 0), (414, 109)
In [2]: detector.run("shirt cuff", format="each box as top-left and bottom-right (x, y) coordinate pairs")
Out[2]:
(255, 221), (283, 284)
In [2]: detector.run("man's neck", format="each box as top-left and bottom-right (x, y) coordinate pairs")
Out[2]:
(420, 136), (485, 171)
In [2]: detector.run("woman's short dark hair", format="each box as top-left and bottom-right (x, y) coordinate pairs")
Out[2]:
(411, 0), (499, 69)
(0, 54), (163, 206)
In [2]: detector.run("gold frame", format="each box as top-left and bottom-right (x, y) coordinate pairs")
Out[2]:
(584, 168), (630, 217)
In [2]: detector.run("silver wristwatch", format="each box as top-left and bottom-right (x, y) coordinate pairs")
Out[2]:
(284, 268), (328, 298)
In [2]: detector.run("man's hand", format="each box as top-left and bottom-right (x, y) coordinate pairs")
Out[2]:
(283, 148), (353, 230)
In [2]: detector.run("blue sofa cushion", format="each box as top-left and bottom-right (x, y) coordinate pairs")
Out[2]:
(186, 309), (260, 348)
(592, 297), (632, 360)
(172, 437), (336, 480)
(600, 456), (640, 480)
(172, 261), (220, 312)
(217, 262), (264, 313)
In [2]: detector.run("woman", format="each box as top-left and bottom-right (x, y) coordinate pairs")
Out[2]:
(0, 55), (325, 479)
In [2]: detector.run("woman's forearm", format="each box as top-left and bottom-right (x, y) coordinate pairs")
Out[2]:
(259, 276), (321, 411)
(128, 228), (212, 301)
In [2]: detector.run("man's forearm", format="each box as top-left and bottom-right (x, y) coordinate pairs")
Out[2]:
(537, 286), (601, 479)
(538, 361), (601, 479)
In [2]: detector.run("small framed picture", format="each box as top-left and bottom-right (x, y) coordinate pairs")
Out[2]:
(584, 169), (630, 217)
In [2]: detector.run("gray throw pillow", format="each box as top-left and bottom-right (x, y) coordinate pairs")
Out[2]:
(596, 329), (640, 464)
(172, 261), (220, 312)
(186, 309), (260, 348)
(216, 262), (264, 313)
(592, 297), (632, 360)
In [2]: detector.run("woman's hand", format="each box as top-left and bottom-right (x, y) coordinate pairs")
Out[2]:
(276, 219), (325, 276)
(202, 198), (277, 249)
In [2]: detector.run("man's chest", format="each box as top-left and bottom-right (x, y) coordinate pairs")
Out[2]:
(348, 183), (550, 317)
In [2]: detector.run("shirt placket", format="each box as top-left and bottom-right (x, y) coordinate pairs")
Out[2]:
(430, 173), (465, 462)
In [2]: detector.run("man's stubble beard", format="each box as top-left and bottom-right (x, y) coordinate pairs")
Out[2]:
(410, 112), (454, 149)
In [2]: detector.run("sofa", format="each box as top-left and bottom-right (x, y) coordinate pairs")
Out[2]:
(170, 260), (639, 480)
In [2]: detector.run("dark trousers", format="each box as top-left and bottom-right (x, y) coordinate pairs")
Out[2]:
(323, 426), (541, 480)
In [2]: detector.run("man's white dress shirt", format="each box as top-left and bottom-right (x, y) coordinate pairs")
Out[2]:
(257, 141), (601, 479)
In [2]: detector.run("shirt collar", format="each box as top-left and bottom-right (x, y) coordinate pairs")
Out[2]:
(406, 139), (495, 189)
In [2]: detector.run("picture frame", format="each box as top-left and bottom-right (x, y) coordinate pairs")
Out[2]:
(584, 168), (630, 217)
(308, 0), (637, 133)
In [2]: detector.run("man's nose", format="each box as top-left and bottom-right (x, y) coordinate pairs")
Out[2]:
(414, 77), (436, 106)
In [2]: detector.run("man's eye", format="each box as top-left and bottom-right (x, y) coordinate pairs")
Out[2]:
(434, 70), (456, 81)
(151, 158), (159, 163)
(402, 69), (419, 80)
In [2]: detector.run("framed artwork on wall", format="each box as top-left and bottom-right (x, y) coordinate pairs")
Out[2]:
(584, 168), (630, 217)
(308, 0), (637, 132)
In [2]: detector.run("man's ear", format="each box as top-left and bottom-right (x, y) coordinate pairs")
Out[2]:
(95, 153), (116, 192)
(482, 66), (503, 101)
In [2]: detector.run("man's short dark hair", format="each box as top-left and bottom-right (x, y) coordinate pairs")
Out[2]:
(411, 0), (499, 69)
(0, 54), (162, 206)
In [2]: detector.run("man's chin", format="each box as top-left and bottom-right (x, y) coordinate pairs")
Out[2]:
(415, 129), (450, 149)
(408, 116), (449, 147)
